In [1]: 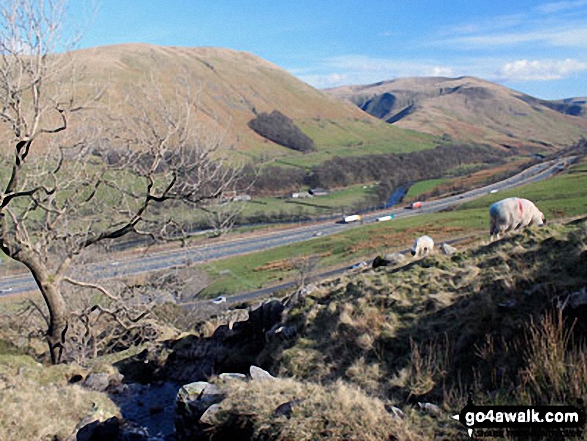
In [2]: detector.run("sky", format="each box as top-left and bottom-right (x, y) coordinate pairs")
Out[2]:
(69, 0), (587, 100)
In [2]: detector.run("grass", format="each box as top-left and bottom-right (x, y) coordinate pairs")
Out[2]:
(265, 217), (587, 436)
(0, 351), (120, 440)
(199, 158), (587, 297)
(281, 119), (438, 168)
(405, 178), (448, 199)
(180, 214), (587, 439)
(206, 376), (428, 441)
(1, 161), (587, 440)
(236, 183), (378, 220)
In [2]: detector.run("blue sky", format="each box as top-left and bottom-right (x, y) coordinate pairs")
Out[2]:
(71, 0), (587, 99)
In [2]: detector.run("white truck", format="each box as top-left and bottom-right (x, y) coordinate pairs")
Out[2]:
(343, 214), (361, 223)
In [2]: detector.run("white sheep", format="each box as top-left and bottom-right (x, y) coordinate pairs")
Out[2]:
(411, 235), (434, 258)
(489, 197), (545, 241)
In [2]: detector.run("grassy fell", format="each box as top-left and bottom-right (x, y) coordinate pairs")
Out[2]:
(254, 219), (587, 436)
(208, 377), (429, 441)
(1, 211), (586, 440)
(182, 218), (587, 439)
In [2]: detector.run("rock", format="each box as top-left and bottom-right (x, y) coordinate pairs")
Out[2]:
(75, 417), (121, 441)
(249, 365), (275, 381)
(218, 372), (247, 381)
(199, 403), (222, 425)
(388, 406), (405, 420)
(266, 323), (297, 342)
(82, 373), (111, 392)
(565, 287), (587, 309)
(274, 399), (303, 419)
(244, 300), (285, 334)
(441, 243), (457, 255)
(384, 252), (407, 264)
(177, 381), (224, 404)
(175, 381), (226, 440)
(418, 402), (442, 416)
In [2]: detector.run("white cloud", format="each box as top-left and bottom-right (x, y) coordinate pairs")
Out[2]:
(536, 0), (587, 14)
(434, 1), (587, 51)
(432, 66), (455, 77)
(295, 56), (459, 88)
(497, 58), (587, 81)
(439, 26), (587, 49)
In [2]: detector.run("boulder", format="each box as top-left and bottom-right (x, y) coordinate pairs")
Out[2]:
(384, 252), (407, 264)
(249, 365), (275, 381)
(218, 372), (247, 381)
(154, 299), (285, 383)
(441, 243), (457, 255)
(82, 373), (111, 392)
(175, 381), (226, 440)
(199, 403), (222, 425)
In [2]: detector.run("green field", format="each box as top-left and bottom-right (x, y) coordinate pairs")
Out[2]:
(405, 178), (447, 199)
(236, 184), (378, 220)
(281, 119), (438, 168)
(199, 159), (587, 297)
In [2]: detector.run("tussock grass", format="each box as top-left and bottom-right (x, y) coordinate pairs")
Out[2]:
(0, 353), (119, 440)
(211, 377), (427, 441)
(520, 308), (587, 404)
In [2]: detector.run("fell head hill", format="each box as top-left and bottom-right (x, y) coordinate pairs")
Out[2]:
(327, 76), (587, 151)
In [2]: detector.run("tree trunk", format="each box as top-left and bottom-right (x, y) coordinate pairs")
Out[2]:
(22, 256), (68, 364)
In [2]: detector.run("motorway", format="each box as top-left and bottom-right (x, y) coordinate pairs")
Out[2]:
(0, 157), (573, 297)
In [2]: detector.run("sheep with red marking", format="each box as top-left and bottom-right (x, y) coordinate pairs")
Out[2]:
(411, 235), (434, 258)
(489, 197), (545, 241)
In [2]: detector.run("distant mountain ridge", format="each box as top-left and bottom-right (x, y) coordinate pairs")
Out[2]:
(326, 76), (587, 151)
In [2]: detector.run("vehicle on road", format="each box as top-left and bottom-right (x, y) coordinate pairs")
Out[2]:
(376, 215), (394, 222)
(343, 214), (361, 223)
(211, 296), (227, 304)
(410, 201), (423, 209)
(350, 261), (368, 269)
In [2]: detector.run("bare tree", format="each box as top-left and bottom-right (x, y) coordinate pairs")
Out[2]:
(0, 0), (243, 363)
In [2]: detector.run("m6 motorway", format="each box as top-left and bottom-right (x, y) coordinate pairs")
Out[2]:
(0, 157), (571, 297)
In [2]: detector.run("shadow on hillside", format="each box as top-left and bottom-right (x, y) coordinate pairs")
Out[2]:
(109, 300), (286, 437)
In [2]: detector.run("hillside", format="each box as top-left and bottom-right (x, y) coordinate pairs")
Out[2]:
(4, 216), (586, 440)
(59, 44), (436, 161)
(542, 96), (587, 118)
(326, 76), (587, 152)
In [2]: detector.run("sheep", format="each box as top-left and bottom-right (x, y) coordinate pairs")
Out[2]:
(411, 235), (434, 258)
(489, 197), (545, 241)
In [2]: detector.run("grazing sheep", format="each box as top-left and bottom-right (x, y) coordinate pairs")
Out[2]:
(411, 235), (434, 258)
(489, 197), (545, 241)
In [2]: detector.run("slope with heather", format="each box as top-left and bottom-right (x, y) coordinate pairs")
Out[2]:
(61, 44), (437, 161)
